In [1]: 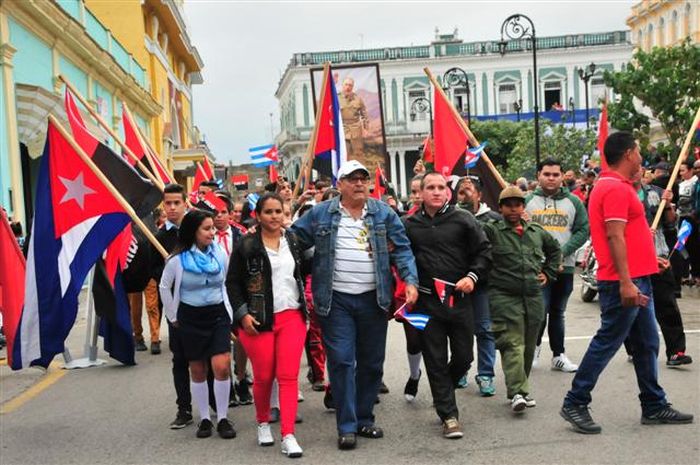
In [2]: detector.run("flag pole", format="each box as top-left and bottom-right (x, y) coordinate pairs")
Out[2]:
(58, 75), (165, 192)
(651, 105), (700, 231)
(122, 102), (168, 186)
(132, 117), (177, 181)
(48, 115), (169, 259)
(423, 67), (508, 188)
(292, 62), (331, 199)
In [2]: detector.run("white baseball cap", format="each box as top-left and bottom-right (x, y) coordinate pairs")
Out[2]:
(337, 160), (370, 180)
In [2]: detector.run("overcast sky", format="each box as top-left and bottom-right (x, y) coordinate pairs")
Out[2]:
(184, 0), (635, 166)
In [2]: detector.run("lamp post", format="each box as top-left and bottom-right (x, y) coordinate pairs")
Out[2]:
(514, 98), (523, 122)
(442, 67), (471, 124)
(409, 96), (433, 137)
(578, 62), (596, 129)
(499, 13), (540, 166)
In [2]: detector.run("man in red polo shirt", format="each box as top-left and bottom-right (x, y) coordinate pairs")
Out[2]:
(560, 131), (693, 434)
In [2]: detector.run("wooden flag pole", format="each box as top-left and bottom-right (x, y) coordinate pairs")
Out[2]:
(122, 102), (168, 186)
(134, 121), (177, 181)
(48, 115), (169, 259)
(292, 62), (331, 199)
(423, 67), (508, 188)
(58, 75), (164, 192)
(651, 105), (700, 231)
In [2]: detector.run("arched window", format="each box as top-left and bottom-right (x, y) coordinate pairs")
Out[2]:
(685, 3), (692, 38)
(647, 23), (654, 49)
(638, 28), (643, 46)
(659, 17), (665, 47)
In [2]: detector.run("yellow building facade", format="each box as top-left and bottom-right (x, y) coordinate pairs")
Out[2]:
(627, 0), (699, 51)
(85, 0), (213, 186)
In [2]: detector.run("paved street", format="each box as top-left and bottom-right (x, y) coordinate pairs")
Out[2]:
(1, 278), (699, 465)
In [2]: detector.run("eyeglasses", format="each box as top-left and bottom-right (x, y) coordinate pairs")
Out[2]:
(344, 175), (369, 184)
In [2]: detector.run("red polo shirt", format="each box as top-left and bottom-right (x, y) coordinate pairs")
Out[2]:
(588, 170), (657, 281)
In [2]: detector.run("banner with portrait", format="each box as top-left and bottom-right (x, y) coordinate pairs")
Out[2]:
(310, 63), (388, 177)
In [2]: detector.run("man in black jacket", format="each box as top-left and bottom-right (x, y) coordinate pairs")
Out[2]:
(404, 172), (492, 439)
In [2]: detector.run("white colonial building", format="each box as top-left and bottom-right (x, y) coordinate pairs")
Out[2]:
(275, 29), (633, 198)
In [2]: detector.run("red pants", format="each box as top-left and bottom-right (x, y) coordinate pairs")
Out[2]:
(238, 309), (306, 436)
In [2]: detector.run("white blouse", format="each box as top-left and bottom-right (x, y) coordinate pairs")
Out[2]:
(265, 236), (300, 313)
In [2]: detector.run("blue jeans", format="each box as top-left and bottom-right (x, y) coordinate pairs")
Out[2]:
(471, 287), (496, 377)
(564, 277), (667, 415)
(539, 273), (574, 356)
(319, 290), (388, 434)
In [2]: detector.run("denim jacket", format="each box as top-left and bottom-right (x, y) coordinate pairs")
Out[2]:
(291, 196), (418, 316)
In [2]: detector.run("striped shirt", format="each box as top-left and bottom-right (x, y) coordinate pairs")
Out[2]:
(332, 204), (376, 294)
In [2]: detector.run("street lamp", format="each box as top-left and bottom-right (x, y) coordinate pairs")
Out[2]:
(409, 96), (433, 137)
(499, 13), (540, 166)
(514, 98), (523, 122)
(578, 62), (596, 129)
(442, 67), (471, 124)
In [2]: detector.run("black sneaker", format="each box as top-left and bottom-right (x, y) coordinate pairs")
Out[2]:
(169, 411), (193, 430)
(641, 405), (694, 425)
(379, 381), (390, 394)
(404, 370), (421, 402)
(135, 340), (148, 352)
(323, 388), (335, 410)
(216, 418), (236, 439)
(150, 342), (161, 355)
(312, 380), (326, 392)
(667, 352), (693, 367)
(229, 388), (239, 408)
(560, 405), (602, 434)
(196, 419), (213, 438)
(235, 381), (253, 405)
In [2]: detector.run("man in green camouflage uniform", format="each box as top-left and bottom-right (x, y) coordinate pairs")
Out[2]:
(338, 77), (368, 160)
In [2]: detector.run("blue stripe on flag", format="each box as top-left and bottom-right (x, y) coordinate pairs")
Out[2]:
(253, 160), (275, 168)
(248, 144), (274, 154)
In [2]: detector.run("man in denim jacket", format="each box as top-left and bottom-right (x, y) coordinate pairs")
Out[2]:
(292, 160), (418, 450)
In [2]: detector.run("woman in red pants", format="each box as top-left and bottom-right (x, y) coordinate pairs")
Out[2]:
(226, 192), (308, 458)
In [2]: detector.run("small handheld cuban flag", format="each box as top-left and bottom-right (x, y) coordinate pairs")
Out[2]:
(247, 192), (260, 213)
(465, 141), (487, 169)
(394, 303), (430, 330)
(249, 144), (279, 168)
(674, 219), (693, 252)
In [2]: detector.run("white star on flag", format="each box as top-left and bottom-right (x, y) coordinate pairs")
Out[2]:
(58, 172), (96, 209)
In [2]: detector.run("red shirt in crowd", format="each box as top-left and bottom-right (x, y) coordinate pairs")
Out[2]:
(588, 170), (657, 281)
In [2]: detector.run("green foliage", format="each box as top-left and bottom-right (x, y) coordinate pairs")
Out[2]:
(501, 121), (597, 181)
(468, 120), (523, 169)
(604, 40), (700, 156)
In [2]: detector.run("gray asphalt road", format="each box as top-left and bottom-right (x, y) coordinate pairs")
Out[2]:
(1, 279), (699, 465)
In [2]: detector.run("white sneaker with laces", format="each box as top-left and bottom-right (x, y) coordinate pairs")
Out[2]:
(511, 394), (527, 413)
(551, 354), (578, 372)
(257, 423), (274, 446)
(532, 345), (541, 368)
(281, 434), (303, 458)
(524, 395), (536, 408)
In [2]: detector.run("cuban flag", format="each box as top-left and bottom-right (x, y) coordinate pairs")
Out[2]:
(674, 220), (693, 252)
(249, 144), (279, 168)
(465, 142), (488, 169)
(433, 278), (455, 308)
(394, 303), (430, 331)
(313, 68), (347, 185)
(11, 121), (142, 370)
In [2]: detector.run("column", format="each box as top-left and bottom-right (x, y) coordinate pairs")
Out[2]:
(398, 150), (407, 198)
(396, 79), (405, 122)
(0, 14), (24, 225)
(389, 150), (397, 186)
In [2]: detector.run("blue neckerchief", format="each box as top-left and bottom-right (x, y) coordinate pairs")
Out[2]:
(181, 244), (222, 275)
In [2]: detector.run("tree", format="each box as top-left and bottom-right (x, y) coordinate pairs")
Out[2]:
(502, 121), (597, 181)
(604, 40), (700, 157)
(468, 119), (523, 170)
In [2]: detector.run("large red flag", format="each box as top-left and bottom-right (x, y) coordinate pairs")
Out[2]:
(121, 104), (173, 184)
(65, 89), (99, 155)
(433, 88), (468, 176)
(598, 102), (609, 171)
(0, 210), (25, 369)
(202, 157), (215, 181)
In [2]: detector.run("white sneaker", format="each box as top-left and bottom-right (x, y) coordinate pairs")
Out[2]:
(524, 395), (536, 408)
(532, 345), (541, 368)
(511, 394), (527, 413)
(281, 434), (303, 458)
(551, 354), (578, 372)
(297, 389), (304, 402)
(257, 423), (274, 446)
